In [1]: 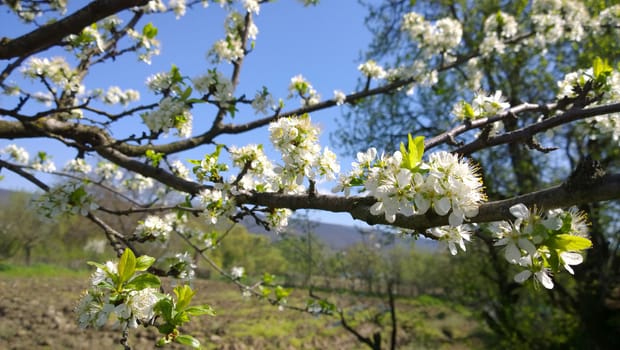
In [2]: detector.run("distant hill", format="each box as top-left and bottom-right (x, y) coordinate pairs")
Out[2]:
(241, 216), (438, 252)
(0, 188), (21, 203)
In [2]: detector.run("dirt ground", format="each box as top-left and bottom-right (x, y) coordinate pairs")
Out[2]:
(0, 275), (370, 350)
(0, 275), (485, 349)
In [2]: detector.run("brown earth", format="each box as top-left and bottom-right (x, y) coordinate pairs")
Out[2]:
(0, 275), (485, 349)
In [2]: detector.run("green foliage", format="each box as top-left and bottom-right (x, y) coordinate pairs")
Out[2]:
(142, 22), (158, 39)
(155, 284), (215, 348)
(145, 149), (165, 167)
(400, 134), (425, 170)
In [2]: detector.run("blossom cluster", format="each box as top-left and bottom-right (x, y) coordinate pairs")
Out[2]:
(76, 248), (213, 348)
(229, 144), (276, 192)
(333, 140), (485, 231)
(141, 96), (193, 137)
(531, 0), (588, 45)
(269, 114), (340, 191)
(22, 56), (83, 93)
(452, 90), (511, 121)
(288, 75), (321, 107)
(134, 214), (174, 242)
(492, 204), (591, 289)
(557, 59), (620, 142)
(95, 161), (124, 181)
(192, 69), (234, 108)
(100, 86), (141, 105)
(1, 144), (29, 164)
(31, 181), (99, 218)
(401, 12), (462, 57)
(210, 11), (258, 63)
(358, 60), (387, 80)
(64, 158), (93, 174)
(197, 186), (235, 225)
(479, 11), (518, 56)
(165, 251), (197, 283)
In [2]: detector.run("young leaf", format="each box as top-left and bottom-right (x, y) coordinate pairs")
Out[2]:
(593, 56), (612, 80)
(135, 255), (156, 271)
(125, 273), (161, 290)
(275, 285), (291, 300)
(262, 273), (275, 285)
(174, 285), (196, 311)
(117, 248), (137, 285)
(550, 234), (593, 251)
(400, 134), (425, 170)
(175, 334), (201, 349)
(463, 102), (476, 119)
(180, 86), (193, 101)
(184, 305), (216, 317)
(154, 298), (174, 323)
(142, 22), (158, 39)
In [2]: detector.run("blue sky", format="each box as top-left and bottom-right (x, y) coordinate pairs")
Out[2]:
(0, 1), (379, 225)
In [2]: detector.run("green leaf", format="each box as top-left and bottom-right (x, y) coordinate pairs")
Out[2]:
(175, 334), (201, 348)
(261, 287), (272, 298)
(173, 311), (190, 324)
(68, 186), (87, 205)
(146, 149), (164, 167)
(117, 248), (137, 285)
(125, 273), (161, 290)
(184, 305), (216, 317)
(463, 102), (475, 119)
(135, 255), (156, 271)
(593, 57), (612, 80)
(180, 87), (193, 101)
(154, 298), (174, 323)
(170, 65), (183, 84)
(262, 273), (275, 285)
(275, 285), (291, 300)
(142, 22), (158, 39)
(550, 234), (593, 251)
(400, 134), (425, 170)
(174, 285), (195, 311)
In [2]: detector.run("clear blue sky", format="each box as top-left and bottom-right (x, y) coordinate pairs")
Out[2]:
(0, 1), (378, 225)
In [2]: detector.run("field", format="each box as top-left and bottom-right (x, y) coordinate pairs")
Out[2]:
(0, 265), (490, 349)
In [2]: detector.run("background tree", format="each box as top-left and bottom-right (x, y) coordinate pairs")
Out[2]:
(336, 0), (620, 348)
(0, 192), (59, 265)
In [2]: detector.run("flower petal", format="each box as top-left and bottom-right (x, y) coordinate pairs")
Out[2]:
(505, 242), (521, 263)
(509, 203), (529, 219)
(535, 270), (554, 289)
(514, 270), (532, 283)
(518, 238), (537, 256)
(434, 197), (451, 216)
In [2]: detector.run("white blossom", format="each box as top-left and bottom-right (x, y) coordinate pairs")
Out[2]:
(358, 60), (386, 79)
(64, 158), (92, 174)
(231, 266), (244, 279)
(1, 144), (29, 164)
(127, 288), (160, 325)
(334, 90), (346, 105)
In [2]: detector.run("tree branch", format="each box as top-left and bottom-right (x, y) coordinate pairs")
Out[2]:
(236, 173), (620, 232)
(456, 102), (620, 156)
(0, 0), (150, 60)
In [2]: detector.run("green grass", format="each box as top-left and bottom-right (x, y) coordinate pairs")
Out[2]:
(0, 262), (89, 277)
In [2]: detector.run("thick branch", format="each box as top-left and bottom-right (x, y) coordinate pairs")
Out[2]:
(0, 0), (149, 60)
(236, 173), (620, 232)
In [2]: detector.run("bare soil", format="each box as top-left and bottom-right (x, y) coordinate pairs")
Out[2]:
(0, 275), (485, 349)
